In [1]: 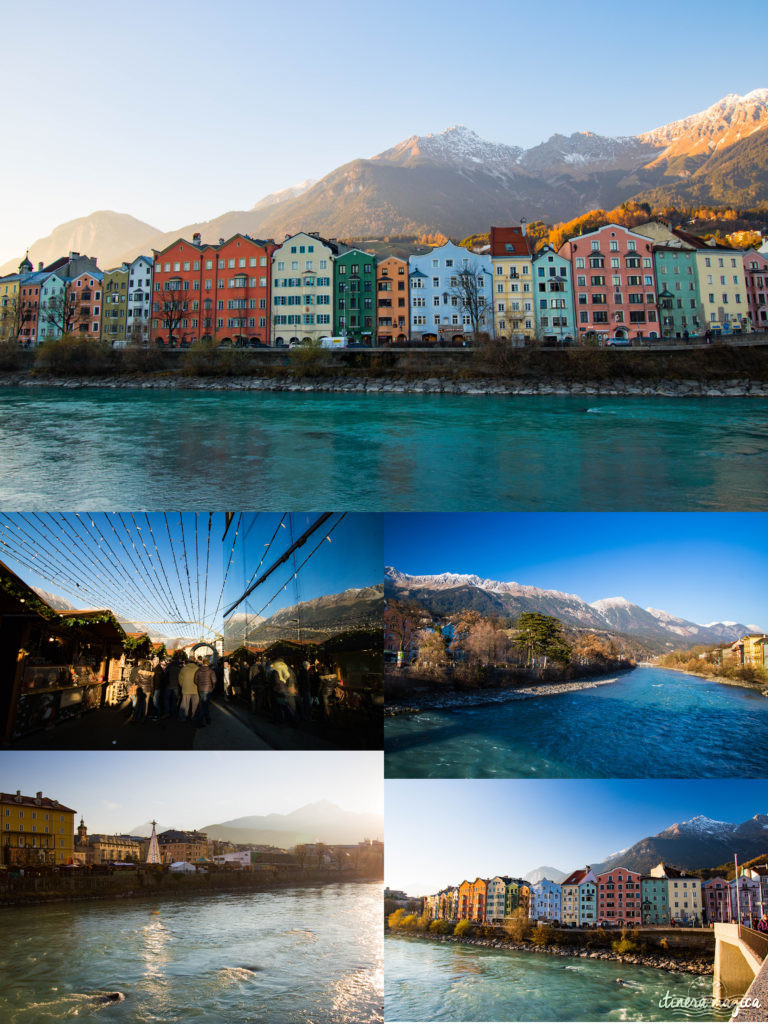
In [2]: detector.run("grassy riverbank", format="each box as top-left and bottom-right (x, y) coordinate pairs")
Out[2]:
(3, 338), (768, 394)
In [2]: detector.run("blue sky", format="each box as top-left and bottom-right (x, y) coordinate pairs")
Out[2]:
(386, 779), (768, 895)
(0, 0), (764, 263)
(385, 513), (768, 627)
(0, 512), (380, 640)
(224, 513), (381, 623)
(0, 750), (383, 833)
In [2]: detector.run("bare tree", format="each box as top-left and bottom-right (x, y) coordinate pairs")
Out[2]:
(39, 289), (79, 338)
(0, 293), (25, 342)
(450, 268), (489, 344)
(155, 288), (188, 347)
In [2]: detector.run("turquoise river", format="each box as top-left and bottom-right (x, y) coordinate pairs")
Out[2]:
(0, 882), (382, 1023)
(384, 666), (768, 778)
(1, 387), (768, 509)
(385, 934), (729, 1022)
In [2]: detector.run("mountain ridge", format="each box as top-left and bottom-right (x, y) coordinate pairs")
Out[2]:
(4, 89), (767, 272)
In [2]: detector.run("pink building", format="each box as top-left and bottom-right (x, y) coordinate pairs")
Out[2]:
(595, 867), (642, 925)
(703, 877), (731, 924)
(743, 250), (768, 332)
(68, 271), (103, 339)
(559, 224), (659, 342)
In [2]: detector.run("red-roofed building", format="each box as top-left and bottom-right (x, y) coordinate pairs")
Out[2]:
(151, 234), (276, 348)
(490, 225), (534, 341)
(559, 224), (659, 342)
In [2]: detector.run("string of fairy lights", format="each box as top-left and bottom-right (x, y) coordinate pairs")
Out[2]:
(0, 512), (347, 645)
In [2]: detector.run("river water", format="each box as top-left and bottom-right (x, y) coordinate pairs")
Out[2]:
(1, 387), (767, 509)
(384, 935), (728, 1022)
(384, 666), (768, 778)
(0, 882), (382, 1023)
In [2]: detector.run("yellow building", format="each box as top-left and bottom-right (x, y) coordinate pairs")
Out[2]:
(693, 244), (750, 334)
(271, 232), (346, 345)
(0, 274), (20, 341)
(101, 264), (129, 345)
(74, 818), (143, 865)
(489, 225), (534, 341)
(1, 789), (76, 866)
(741, 633), (768, 667)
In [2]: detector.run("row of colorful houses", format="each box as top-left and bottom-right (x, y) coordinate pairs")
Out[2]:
(2, 223), (767, 348)
(423, 862), (768, 929)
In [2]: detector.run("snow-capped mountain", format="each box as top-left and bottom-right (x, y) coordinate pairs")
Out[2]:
(251, 179), (317, 212)
(386, 567), (758, 649)
(375, 125), (525, 178)
(641, 89), (768, 158)
(224, 584), (383, 645)
(593, 813), (768, 875)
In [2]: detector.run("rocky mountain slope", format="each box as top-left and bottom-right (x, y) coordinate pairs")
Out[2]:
(385, 567), (757, 649)
(224, 584), (383, 645)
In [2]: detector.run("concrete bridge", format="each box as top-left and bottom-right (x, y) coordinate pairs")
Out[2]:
(713, 923), (768, 1020)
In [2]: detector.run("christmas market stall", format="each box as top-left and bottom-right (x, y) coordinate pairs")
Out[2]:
(0, 561), (126, 741)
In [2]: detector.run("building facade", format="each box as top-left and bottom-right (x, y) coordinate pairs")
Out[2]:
(1, 790), (76, 866)
(743, 250), (768, 332)
(595, 867), (642, 925)
(532, 244), (576, 343)
(74, 818), (143, 865)
(485, 875), (510, 923)
(560, 225), (659, 342)
(703, 877), (731, 924)
(157, 829), (209, 864)
(409, 241), (493, 344)
(376, 256), (409, 344)
(152, 234), (275, 348)
(490, 225), (534, 341)
(126, 255), (153, 344)
(271, 232), (342, 345)
(333, 248), (376, 343)
(561, 868), (596, 926)
(642, 875), (670, 925)
(530, 878), (562, 922)
(101, 264), (129, 345)
(653, 246), (702, 338)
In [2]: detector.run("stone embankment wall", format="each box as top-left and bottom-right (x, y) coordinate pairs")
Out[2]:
(0, 868), (381, 907)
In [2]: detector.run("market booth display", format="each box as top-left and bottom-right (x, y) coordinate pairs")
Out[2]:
(0, 561), (126, 741)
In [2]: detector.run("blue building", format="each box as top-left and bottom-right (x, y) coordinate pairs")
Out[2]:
(408, 241), (493, 343)
(529, 878), (562, 922)
(532, 244), (576, 344)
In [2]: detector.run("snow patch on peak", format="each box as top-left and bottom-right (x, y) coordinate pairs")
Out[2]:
(663, 814), (735, 837)
(590, 596), (633, 611)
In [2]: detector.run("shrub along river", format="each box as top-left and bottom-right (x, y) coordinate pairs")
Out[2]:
(1, 386), (767, 509)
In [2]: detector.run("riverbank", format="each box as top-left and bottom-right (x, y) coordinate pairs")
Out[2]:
(4, 369), (768, 396)
(654, 663), (768, 696)
(385, 669), (631, 717)
(0, 868), (382, 908)
(386, 930), (714, 976)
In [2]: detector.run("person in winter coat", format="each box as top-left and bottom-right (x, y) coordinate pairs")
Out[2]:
(178, 659), (200, 721)
(194, 659), (217, 726)
(164, 656), (182, 718)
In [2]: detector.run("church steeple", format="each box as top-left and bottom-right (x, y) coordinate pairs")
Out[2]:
(19, 250), (32, 274)
(77, 817), (87, 841)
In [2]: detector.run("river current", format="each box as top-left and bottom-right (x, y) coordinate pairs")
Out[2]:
(1, 387), (767, 509)
(384, 935), (728, 1022)
(384, 666), (768, 778)
(0, 882), (382, 1023)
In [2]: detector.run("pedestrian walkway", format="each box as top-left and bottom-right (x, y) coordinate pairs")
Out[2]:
(193, 701), (273, 750)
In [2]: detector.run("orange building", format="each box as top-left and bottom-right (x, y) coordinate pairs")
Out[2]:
(376, 257), (409, 344)
(68, 271), (103, 339)
(152, 233), (276, 347)
(469, 877), (488, 921)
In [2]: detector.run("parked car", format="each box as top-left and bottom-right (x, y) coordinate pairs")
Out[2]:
(606, 337), (632, 347)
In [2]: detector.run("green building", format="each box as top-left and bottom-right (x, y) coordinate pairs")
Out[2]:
(654, 245), (703, 339)
(101, 264), (129, 344)
(333, 248), (376, 343)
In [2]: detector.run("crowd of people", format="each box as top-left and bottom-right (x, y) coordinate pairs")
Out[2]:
(224, 655), (343, 726)
(124, 651), (345, 730)
(126, 654), (216, 729)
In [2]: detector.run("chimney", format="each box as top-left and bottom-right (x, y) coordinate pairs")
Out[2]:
(38, 262), (43, 271)
(69, 251), (80, 259)
(521, 218), (527, 237)
(193, 232), (201, 246)
(219, 237), (225, 245)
